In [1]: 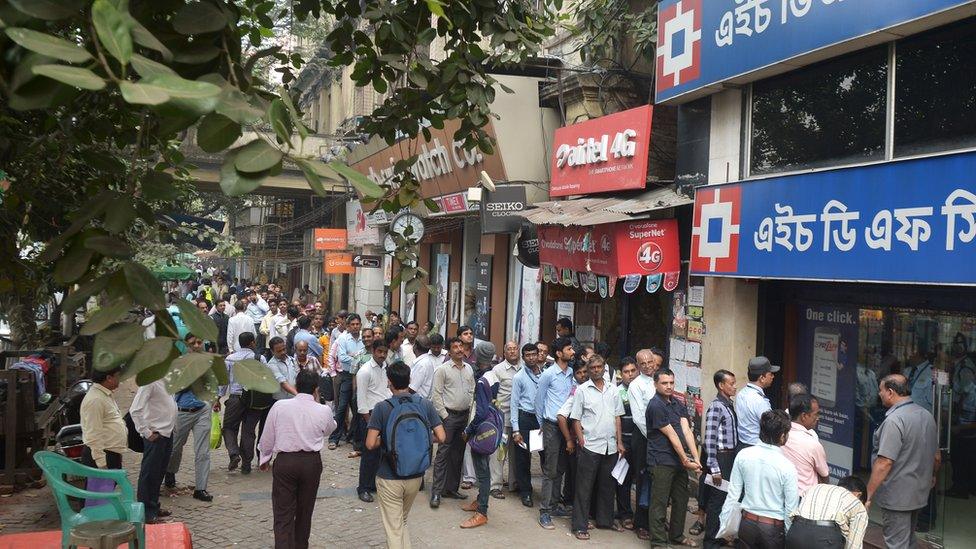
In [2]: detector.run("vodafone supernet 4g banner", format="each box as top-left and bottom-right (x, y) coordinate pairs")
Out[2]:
(538, 218), (680, 279)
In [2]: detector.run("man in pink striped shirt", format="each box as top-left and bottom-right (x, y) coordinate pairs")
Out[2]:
(259, 370), (337, 549)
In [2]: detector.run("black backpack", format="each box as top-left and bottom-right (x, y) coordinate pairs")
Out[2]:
(242, 388), (274, 410)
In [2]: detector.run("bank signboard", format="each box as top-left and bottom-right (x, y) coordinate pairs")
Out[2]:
(690, 151), (976, 284)
(655, 0), (973, 103)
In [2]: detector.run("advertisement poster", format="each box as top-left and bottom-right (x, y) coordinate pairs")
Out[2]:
(345, 200), (380, 246)
(434, 254), (450, 336)
(517, 266), (541, 348)
(797, 303), (858, 480)
(473, 255), (492, 340)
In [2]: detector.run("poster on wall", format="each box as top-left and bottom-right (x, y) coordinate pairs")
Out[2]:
(518, 266), (542, 348)
(473, 255), (492, 340)
(450, 282), (460, 324)
(434, 254), (450, 337)
(797, 303), (858, 481)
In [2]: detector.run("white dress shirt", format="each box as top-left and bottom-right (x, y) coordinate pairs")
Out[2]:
(129, 379), (178, 438)
(357, 359), (392, 414)
(409, 350), (447, 399)
(227, 312), (256, 353)
(401, 341), (418, 366)
(627, 374), (656, 437)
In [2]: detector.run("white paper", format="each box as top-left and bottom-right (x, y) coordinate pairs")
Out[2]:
(612, 455), (630, 485)
(670, 359), (688, 393)
(689, 286), (705, 307)
(529, 429), (544, 452)
(704, 473), (730, 493)
(669, 338), (686, 361)
(686, 365), (702, 389)
(685, 341), (701, 363)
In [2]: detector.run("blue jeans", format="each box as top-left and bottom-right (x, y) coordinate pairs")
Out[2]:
(138, 435), (173, 521)
(329, 372), (353, 444)
(472, 450), (491, 516)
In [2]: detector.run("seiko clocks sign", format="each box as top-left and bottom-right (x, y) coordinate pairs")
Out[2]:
(481, 185), (528, 234)
(549, 105), (654, 198)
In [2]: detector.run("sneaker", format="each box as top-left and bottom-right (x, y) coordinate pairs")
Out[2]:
(192, 490), (213, 502)
(551, 505), (572, 518)
(460, 512), (487, 529)
(539, 513), (555, 530)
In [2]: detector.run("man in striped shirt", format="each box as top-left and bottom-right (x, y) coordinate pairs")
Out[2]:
(703, 369), (738, 549)
(787, 476), (869, 549)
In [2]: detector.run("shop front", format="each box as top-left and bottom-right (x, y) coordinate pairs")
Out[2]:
(690, 150), (976, 547)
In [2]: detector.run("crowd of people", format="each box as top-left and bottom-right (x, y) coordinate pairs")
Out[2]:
(75, 277), (942, 549)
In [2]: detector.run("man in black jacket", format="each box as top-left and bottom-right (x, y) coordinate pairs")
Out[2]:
(210, 299), (230, 355)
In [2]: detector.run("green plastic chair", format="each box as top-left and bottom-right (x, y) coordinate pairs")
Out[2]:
(33, 451), (145, 549)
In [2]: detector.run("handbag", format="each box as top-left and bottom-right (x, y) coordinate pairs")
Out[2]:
(210, 411), (222, 450)
(716, 500), (742, 540)
(123, 412), (144, 453)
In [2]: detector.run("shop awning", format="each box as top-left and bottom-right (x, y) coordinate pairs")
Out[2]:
(518, 186), (692, 227)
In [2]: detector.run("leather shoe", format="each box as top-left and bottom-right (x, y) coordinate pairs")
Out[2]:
(157, 508), (172, 518)
(163, 473), (176, 489)
(192, 490), (213, 502)
(460, 512), (488, 529)
(521, 494), (534, 507)
(461, 500), (479, 512)
(429, 494), (441, 509)
(442, 490), (468, 500)
(228, 455), (241, 471)
(489, 489), (505, 500)
(241, 463), (251, 475)
(358, 490), (374, 503)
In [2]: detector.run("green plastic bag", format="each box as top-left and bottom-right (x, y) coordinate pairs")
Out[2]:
(210, 411), (222, 450)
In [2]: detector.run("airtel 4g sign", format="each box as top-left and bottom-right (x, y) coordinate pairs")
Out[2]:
(549, 105), (654, 197)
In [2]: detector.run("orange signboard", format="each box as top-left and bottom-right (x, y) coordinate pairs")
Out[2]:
(314, 228), (347, 250)
(324, 253), (355, 274)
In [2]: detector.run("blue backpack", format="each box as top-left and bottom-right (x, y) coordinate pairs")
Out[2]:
(382, 395), (433, 478)
(468, 376), (505, 455)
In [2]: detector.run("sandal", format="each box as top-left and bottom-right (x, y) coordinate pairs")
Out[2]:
(674, 538), (700, 547)
(601, 521), (625, 532)
(460, 481), (473, 490)
(347, 451), (361, 458)
(689, 520), (705, 535)
(622, 518), (634, 530)
(574, 530), (590, 540)
(637, 528), (650, 540)
(327, 442), (337, 450)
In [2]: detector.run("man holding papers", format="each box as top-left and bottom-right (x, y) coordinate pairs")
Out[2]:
(568, 355), (626, 540)
(703, 369), (739, 549)
(511, 343), (543, 508)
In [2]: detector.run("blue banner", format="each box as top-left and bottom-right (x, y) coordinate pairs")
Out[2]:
(690, 151), (976, 284)
(796, 303), (858, 480)
(655, 0), (972, 103)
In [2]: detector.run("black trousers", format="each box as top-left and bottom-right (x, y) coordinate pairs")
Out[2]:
(431, 410), (469, 496)
(137, 435), (173, 521)
(704, 450), (736, 549)
(951, 435), (976, 494)
(784, 517), (846, 549)
(358, 417), (380, 493)
(737, 516), (785, 549)
(241, 407), (269, 467)
(632, 429), (650, 530)
(222, 394), (245, 459)
(573, 447), (616, 532)
(80, 447), (123, 469)
(329, 372), (353, 444)
(272, 451), (322, 549)
(615, 439), (634, 520)
(514, 410), (541, 498)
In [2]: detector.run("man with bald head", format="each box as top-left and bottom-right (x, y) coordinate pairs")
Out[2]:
(628, 347), (664, 539)
(489, 341), (522, 497)
(867, 374), (939, 549)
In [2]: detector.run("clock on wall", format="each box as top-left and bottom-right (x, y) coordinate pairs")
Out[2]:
(389, 212), (425, 244)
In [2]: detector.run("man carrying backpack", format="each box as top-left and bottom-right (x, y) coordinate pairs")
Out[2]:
(459, 364), (503, 529)
(366, 361), (446, 549)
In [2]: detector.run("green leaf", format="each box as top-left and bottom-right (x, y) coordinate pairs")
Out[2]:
(123, 261), (165, 309)
(295, 159), (324, 197)
(424, 198), (441, 213)
(175, 298), (218, 342)
(128, 19), (172, 62)
(103, 197), (137, 233)
(404, 276), (423, 294)
(172, 2), (227, 35)
(163, 352), (215, 393)
(32, 64), (105, 90)
(211, 355), (229, 386)
(144, 74), (220, 99)
(172, 43), (221, 64)
(244, 45), (282, 74)
(407, 68), (428, 89)
(119, 81), (169, 105)
(234, 139), (283, 173)
(192, 371), (219, 403)
(54, 242), (95, 284)
(278, 88), (308, 139)
(426, 0), (447, 18)
(62, 273), (114, 313)
(329, 161), (385, 199)
(124, 337), (175, 381)
(92, 0), (132, 65)
(216, 89), (264, 124)
(135, 346), (179, 385)
(84, 234), (133, 257)
(142, 170), (177, 201)
(8, 0), (84, 20)
(80, 297), (133, 336)
(130, 54), (175, 78)
(93, 323), (145, 371)
(268, 99), (293, 144)
(197, 113), (241, 153)
(233, 359), (280, 393)
(5, 28), (93, 63)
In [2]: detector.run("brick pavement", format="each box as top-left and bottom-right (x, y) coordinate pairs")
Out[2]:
(1, 380), (702, 548)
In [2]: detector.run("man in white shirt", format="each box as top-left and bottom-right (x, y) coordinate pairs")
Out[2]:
(227, 300), (255, 354)
(627, 347), (663, 538)
(409, 334), (446, 399)
(356, 339), (392, 503)
(400, 321), (420, 366)
(489, 341), (522, 498)
(130, 378), (178, 523)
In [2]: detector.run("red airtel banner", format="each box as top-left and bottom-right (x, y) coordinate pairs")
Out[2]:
(549, 105), (654, 197)
(538, 218), (680, 279)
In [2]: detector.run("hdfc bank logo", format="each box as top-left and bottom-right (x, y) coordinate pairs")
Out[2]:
(691, 185), (741, 273)
(656, 0), (702, 94)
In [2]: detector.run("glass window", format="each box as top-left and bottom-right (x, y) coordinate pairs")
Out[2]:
(750, 47), (887, 175)
(894, 18), (976, 157)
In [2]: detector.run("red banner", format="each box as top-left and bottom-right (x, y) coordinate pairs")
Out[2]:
(538, 218), (680, 279)
(549, 105), (654, 197)
(314, 228), (347, 250)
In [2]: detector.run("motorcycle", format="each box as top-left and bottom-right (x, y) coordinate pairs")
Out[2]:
(52, 378), (92, 462)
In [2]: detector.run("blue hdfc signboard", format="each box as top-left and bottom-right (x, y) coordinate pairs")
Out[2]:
(689, 151), (976, 285)
(655, 0), (974, 103)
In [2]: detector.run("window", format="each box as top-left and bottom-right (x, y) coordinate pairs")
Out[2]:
(750, 47), (888, 175)
(895, 18), (976, 157)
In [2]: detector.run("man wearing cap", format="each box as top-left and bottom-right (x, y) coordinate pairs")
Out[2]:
(735, 357), (779, 449)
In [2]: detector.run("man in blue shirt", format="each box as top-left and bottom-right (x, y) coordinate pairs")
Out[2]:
(164, 333), (218, 502)
(511, 343), (542, 508)
(329, 313), (365, 448)
(535, 337), (576, 530)
(735, 356), (779, 447)
(291, 315), (323, 359)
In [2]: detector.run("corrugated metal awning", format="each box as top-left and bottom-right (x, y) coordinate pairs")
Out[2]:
(518, 186), (692, 226)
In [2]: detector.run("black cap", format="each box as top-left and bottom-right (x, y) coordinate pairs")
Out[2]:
(748, 356), (780, 376)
